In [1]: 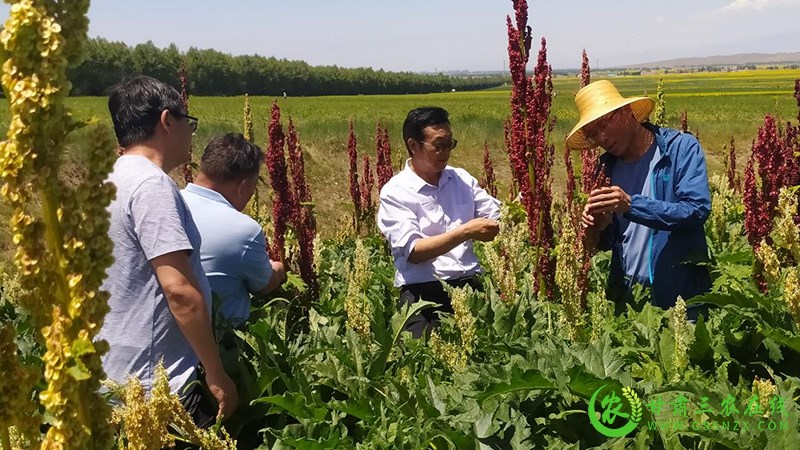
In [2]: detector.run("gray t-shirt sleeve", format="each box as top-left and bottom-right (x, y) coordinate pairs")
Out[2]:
(130, 176), (194, 261)
(242, 229), (272, 293)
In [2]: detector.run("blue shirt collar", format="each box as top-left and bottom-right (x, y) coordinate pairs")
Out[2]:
(184, 183), (235, 209)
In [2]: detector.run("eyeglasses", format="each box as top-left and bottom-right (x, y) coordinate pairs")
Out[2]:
(169, 110), (199, 133)
(417, 138), (458, 153)
(583, 108), (621, 140)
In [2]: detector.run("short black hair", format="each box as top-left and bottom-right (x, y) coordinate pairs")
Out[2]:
(200, 133), (264, 182)
(108, 76), (184, 147)
(402, 107), (450, 153)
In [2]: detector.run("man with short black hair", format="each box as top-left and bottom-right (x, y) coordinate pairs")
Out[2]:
(378, 107), (501, 337)
(181, 133), (287, 326)
(100, 76), (237, 428)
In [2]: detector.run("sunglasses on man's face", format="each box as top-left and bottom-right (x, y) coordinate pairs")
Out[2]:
(170, 110), (199, 133)
(417, 138), (458, 153)
(583, 108), (623, 140)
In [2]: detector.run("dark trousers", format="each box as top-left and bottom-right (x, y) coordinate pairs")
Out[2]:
(399, 276), (481, 338)
(180, 375), (218, 429)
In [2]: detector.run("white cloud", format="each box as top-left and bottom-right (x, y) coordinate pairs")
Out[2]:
(722, 0), (800, 11)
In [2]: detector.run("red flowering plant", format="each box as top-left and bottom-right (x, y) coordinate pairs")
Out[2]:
(179, 61), (193, 184)
(506, 0), (557, 297)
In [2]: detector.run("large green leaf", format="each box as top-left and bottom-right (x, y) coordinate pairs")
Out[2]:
(367, 300), (438, 379)
(253, 392), (328, 421)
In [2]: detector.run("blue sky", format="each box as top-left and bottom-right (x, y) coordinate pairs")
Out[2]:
(2, 0), (799, 71)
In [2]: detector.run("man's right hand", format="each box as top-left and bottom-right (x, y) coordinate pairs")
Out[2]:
(465, 218), (500, 241)
(205, 366), (239, 420)
(581, 207), (612, 231)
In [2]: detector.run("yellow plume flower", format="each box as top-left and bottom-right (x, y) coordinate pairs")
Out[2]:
(755, 240), (781, 286)
(1, 1), (115, 448)
(344, 238), (372, 338)
(785, 268), (800, 328)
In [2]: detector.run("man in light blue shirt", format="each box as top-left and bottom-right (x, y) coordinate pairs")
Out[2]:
(181, 133), (286, 326)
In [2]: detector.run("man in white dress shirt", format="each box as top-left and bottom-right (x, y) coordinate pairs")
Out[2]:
(378, 107), (501, 337)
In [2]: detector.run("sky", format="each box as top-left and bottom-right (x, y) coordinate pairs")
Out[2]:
(1, 0), (800, 71)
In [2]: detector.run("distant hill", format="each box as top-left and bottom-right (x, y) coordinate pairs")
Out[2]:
(623, 52), (800, 69)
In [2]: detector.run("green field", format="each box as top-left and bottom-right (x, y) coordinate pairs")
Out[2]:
(1, 68), (798, 238)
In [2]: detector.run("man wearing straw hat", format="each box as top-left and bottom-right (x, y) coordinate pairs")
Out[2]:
(567, 80), (711, 318)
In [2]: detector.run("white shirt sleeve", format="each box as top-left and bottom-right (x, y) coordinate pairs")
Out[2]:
(378, 191), (423, 261)
(470, 173), (501, 220)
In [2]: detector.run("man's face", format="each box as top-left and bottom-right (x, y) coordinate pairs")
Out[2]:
(166, 109), (196, 164)
(582, 105), (637, 157)
(409, 124), (456, 175)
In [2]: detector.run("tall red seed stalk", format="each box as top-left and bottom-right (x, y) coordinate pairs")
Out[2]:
(266, 101), (295, 262)
(179, 61), (193, 184)
(347, 121), (361, 231)
(580, 49), (590, 87)
(375, 122), (393, 192)
(680, 110), (688, 133)
(361, 154), (375, 220)
(506, 0), (556, 297)
(286, 119), (318, 296)
(744, 114), (800, 290)
(795, 78), (800, 122)
(482, 142), (498, 198)
(579, 50), (600, 195)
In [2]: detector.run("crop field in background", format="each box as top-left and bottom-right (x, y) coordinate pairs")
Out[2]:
(0, 68), (798, 241)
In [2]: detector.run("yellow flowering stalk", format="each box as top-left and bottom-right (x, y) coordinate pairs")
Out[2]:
(555, 216), (586, 340)
(785, 268), (800, 328)
(0, 1), (116, 448)
(751, 377), (778, 418)
(448, 285), (477, 355)
(483, 207), (528, 304)
(243, 94), (254, 142)
(0, 324), (41, 448)
(312, 233), (323, 275)
(111, 363), (237, 450)
(243, 94), (261, 222)
(669, 297), (693, 383)
(588, 292), (611, 343)
(708, 174), (740, 246)
(428, 330), (466, 370)
(755, 239), (781, 286)
(773, 188), (800, 262)
(344, 238), (372, 338)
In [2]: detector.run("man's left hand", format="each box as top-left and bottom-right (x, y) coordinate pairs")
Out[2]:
(585, 186), (631, 215)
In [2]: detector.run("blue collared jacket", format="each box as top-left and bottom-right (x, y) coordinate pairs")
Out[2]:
(598, 123), (712, 309)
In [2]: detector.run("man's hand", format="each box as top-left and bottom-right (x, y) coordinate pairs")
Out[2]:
(464, 218), (500, 242)
(585, 186), (631, 216)
(581, 208), (612, 230)
(206, 366), (239, 420)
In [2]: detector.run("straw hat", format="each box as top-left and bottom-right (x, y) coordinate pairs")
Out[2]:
(566, 80), (655, 150)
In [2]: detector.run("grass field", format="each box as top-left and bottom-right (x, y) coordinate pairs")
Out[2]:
(0, 68), (798, 240)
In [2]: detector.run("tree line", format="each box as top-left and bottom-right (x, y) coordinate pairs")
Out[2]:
(56, 38), (507, 97)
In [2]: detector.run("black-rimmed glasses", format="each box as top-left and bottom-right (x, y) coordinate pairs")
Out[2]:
(170, 110), (199, 133)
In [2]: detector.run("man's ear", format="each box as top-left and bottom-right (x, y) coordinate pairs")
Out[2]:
(406, 138), (417, 155)
(159, 109), (171, 132)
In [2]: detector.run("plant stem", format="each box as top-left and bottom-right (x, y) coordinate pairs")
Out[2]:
(1, 427), (12, 450)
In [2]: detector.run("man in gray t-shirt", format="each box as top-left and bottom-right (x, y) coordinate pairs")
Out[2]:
(101, 155), (211, 394)
(99, 76), (237, 426)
